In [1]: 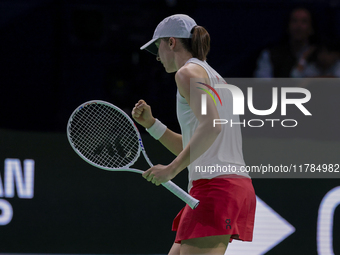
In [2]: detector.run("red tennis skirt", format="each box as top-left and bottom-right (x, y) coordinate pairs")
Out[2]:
(172, 175), (256, 243)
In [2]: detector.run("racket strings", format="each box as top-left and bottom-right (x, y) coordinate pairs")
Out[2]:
(69, 103), (140, 168)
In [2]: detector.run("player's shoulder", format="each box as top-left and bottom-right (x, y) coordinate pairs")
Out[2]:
(175, 62), (207, 87)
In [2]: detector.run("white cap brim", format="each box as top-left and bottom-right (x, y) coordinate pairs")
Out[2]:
(140, 38), (158, 55)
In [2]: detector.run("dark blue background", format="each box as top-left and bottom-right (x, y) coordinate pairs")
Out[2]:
(1, 0), (340, 135)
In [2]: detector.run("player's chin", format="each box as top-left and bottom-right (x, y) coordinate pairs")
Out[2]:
(164, 66), (176, 73)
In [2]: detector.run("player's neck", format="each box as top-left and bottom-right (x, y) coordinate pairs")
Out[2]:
(174, 51), (193, 71)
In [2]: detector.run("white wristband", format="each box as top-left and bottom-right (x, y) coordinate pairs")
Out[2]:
(146, 118), (167, 140)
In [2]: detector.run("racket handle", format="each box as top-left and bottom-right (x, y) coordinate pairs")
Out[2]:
(162, 181), (200, 209)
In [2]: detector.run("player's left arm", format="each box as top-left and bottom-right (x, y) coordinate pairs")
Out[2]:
(142, 64), (221, 185)
(170, 64), (221, 173)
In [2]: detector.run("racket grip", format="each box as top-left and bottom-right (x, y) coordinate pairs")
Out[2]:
(162, 181), (200, 209)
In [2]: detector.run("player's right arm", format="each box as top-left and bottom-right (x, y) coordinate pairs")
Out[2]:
(132, 100), (183, 156)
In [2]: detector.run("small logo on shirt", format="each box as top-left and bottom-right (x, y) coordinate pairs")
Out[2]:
(196, 81), (223, 107)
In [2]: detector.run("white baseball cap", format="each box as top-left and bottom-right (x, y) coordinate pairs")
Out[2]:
(140, 14), (197, 55)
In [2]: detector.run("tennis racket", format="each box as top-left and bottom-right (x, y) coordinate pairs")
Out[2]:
(67, 100), (199, 209)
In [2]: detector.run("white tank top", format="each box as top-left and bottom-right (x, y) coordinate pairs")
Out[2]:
(176, 58), (250, 191)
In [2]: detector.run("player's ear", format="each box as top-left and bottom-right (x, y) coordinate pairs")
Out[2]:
(169, 37), (176, 49)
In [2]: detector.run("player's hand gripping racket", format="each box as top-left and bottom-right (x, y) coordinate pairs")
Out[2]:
(67, 100), (199, 209)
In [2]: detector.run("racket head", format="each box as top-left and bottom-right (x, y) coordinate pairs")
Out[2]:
(67, 100), (142, 171)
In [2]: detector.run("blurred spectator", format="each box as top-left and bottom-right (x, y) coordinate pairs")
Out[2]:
(291, 38), (340, 77)
(254, 8), (316, 77)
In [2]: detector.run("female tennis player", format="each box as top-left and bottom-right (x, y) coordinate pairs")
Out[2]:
(132, 14), (256, 255)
